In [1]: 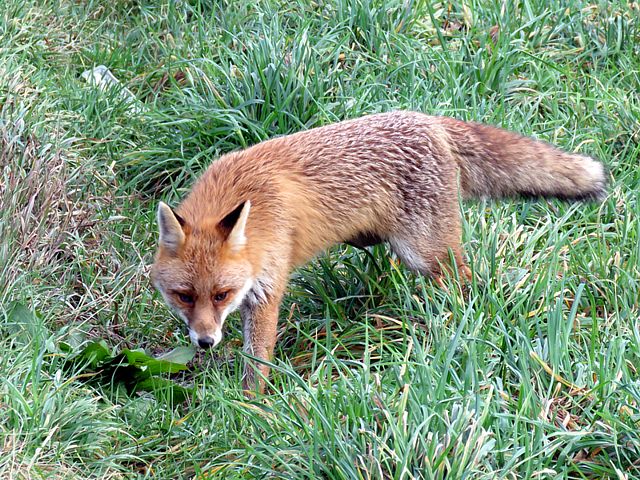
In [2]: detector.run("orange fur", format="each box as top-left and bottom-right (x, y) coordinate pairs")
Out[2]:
(150, 111), (607, 393)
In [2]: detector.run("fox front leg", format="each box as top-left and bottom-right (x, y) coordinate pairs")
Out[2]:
(240, 291), (283, 394)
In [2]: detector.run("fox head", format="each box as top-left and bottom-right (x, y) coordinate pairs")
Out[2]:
(150, 201), (254, 349)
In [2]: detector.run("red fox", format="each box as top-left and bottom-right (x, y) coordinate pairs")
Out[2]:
(150, 111), (607, 392)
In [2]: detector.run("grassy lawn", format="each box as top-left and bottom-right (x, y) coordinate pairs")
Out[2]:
(1, 0), (639, 478)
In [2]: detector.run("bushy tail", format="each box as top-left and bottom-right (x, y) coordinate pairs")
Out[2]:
(438, 117), (608, 201)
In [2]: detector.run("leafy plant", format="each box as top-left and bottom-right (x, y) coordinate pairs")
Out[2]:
(64, 341), (196, 404)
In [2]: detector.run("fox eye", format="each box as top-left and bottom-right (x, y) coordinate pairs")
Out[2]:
(213, 292), (228, 303)
(177, 293), (194, 305)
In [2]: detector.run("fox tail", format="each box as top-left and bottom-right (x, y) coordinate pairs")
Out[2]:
(439, 117), (608, 201)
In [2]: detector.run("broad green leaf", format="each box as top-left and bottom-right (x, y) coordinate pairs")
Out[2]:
(120, 348), (190, 375)
(156, 346), (196, 365)
(79, 340), (112, 369)
(135, 377), (193, 404)
(4, 302), (49, 344)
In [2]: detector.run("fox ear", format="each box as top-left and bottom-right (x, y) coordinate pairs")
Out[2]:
(157, 202), (186, 253)
(219, 201), (251, 252)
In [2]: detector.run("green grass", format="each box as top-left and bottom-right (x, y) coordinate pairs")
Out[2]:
(1, 0), (639, 478)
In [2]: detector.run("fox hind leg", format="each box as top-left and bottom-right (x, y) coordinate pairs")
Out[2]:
(388, 217), (471, 285)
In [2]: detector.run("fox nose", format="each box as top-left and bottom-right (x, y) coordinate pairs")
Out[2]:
(198, 336), (215, 349)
